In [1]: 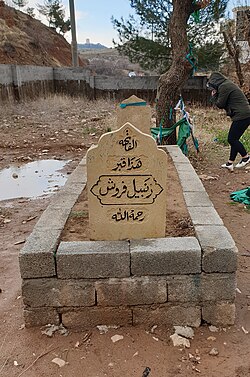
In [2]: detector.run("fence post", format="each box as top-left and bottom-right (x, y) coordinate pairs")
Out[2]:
(11, 64), (20, 101)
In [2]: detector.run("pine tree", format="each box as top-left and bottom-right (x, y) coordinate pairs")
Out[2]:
(112, 0), (228, 74)
(12, 0), (28, 9)
(37, 0), (70, 33)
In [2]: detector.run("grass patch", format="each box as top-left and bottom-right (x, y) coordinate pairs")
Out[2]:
(69, 210), (88, 218)
(215, 128), (250, 150)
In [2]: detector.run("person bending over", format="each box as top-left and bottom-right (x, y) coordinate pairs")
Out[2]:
(207, 72), (250, 172)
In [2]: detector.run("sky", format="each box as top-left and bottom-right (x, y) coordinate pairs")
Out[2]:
(5, 0), (250, 47)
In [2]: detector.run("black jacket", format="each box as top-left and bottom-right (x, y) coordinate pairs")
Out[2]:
(208, 72), (250, 121)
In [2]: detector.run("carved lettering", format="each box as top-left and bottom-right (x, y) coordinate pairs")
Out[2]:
(90, 174), (163, 205)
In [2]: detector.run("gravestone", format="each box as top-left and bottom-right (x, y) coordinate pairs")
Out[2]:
(116, 95), (151, 135)
(87, 122), (167, 240)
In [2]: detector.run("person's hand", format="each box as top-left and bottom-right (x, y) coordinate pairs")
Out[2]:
(211, 89), (217, 96)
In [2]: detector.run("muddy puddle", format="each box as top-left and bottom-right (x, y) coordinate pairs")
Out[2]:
(0, 159), (70, 201)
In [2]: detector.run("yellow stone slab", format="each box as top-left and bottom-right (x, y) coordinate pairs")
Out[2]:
(87, 122), (167, 241)
(116, 95), (151, 135)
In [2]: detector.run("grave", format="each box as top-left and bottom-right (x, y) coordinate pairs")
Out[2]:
(87, 122), (167, 240)
(116, 95), (151, 134)
(19, 98), (237, 329)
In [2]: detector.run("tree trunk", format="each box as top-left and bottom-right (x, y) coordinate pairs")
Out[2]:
(222, 30), (245, 87)
(156, 0), (196, 144)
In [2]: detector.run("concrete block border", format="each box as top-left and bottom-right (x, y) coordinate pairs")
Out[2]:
(19, 146), (237, 328)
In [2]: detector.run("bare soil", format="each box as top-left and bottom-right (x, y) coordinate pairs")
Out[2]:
(61, 153), (195, 242)
(0, 96), (250, 377)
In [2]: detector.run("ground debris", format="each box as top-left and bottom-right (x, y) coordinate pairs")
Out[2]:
(174, 326), (194, 339)
(142, 367), (151, 377)
(209, 325), (219, 332)
(14, 239), (26, 245)
(209, 347), (219, 356)
(111, 334), (124, 343)
(41, 324), (69, 337)
(97, 324), (120, 334)
(51, 357), (66, 368)
(170, 333), (190, 348)
(241, 326), (249, 334)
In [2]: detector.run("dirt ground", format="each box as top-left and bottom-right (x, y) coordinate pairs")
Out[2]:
(0, 96), (250, 377)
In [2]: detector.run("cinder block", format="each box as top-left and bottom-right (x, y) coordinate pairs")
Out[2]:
(188, 207), (223, 225)
(131, 237), (201, 276)
(22, 278), (95, 307)
(57, 240), (130, 278)
(33, 207), (70, 231)
(184, 191), (213, 207)
(202, 302), (236, 325)
(62, 307), (133, 329)
(195, 225), (238, 273)
(49, 191), (80, 211)
(79, 157), (86, 166)
(177, 170), (205, 192)
(65, 164), (87, 184)
(202, 273), (236, 302)
(96, 277), (167, 306)
(133, 304), (201, 327)
(24, 307), (60, 328)
(174, 163), (197, 173)
(19, 228), (60, 278)
(168, 273), (236, 303)
(164, 145), (190, 163)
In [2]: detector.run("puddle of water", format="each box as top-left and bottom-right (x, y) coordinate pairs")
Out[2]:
(0, 159), (70, 201)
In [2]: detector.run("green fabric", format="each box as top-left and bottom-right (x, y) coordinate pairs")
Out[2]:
(208, 72), (250, 121)
(151, 117), (192, 155)
(230, 187), (250, 206)
(120, 101), (147, 109)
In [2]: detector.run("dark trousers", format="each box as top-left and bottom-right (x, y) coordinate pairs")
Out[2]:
(228, 117), (250, 161)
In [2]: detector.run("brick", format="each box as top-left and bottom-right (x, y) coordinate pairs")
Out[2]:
(188, 207), (223, 226)
(202, 302), (236, 326)
(96, 277), (167, 306)
(19, 228), (60, 278)
(57, 240), (130, 279)
(133, 304), (201, 327)
(22, 278), (95, 307)
(62, 307), (133, 329)
(168, 273), (236, 303)
(24, 307), (60, 328)
(195, 225), (238, 272)
(184, 191), (213, 207)
(131, 237), (201, 276)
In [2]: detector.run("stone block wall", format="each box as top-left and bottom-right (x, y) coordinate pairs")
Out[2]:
(0, 64), (210, 105)
(19, 147), (237, 329)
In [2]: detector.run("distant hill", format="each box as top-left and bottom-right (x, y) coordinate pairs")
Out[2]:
(0, 3), (87, 67)
(78, 42), (108, 50)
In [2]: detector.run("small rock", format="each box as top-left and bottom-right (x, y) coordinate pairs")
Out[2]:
(111, 334), (124, 343)
(12, 173), (18, 179)
(170, 333), (190, 348)
(209, 325), (219, 332)
(241, 326), (249, 334)
(174, 326), (194, 339)
(207, 336), (216, 341)
(51, 357), (66, 368)
(209, 348), (219, 356)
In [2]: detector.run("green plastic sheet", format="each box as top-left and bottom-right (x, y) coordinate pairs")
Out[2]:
(150, 117), (195, 155)
(230, 187), (250, 206)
